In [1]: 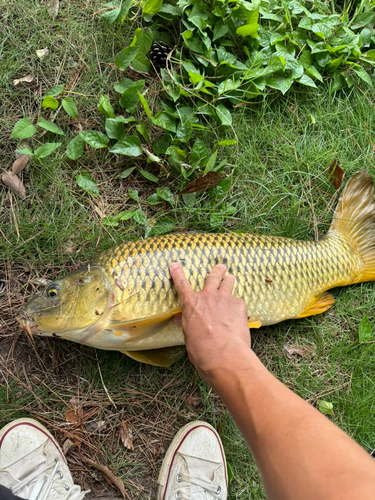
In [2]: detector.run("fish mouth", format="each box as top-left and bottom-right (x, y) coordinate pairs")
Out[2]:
(17, 309), (41, 339)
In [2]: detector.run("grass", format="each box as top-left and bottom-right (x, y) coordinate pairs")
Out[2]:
(1, 1), (375, 498)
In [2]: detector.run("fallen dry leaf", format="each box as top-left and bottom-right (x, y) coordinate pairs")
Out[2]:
(65, 408), (77, 423)
(62, 438), (76, 456)
(284, 344), (313, 359)
(1, 171), (26, 199)
(12, 154), (30, 175)
(36, 48), (49, 60)
(47, 0), (59, 16)
(179, 171), (224, 194)
(329, 160), (344, 190)
(120, 422), (134, 451)
(81, 457), (130, 500)
(13, 75), (33, 86)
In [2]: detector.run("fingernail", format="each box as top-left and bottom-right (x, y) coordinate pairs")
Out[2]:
(170, 263), (179, 270)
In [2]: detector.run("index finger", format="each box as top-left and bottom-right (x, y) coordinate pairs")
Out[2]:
(170, 263), (194, 303)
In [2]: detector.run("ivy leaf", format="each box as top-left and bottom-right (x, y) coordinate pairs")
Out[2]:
(132, 28), (153, 55)
(213, 23), (229, 42)
(205, 150), (218, 172)
(76, 171), (99, 197)
(37, 117), (65, 135)
(34, 142), (62, 158)
(147, 193), (163, 206)
(128, 188), (139, 201)
(119, 167), (136, 179)
(191, 139), (209, 167)
(132, 52), (151, 72)
(114, 46), (139, 71)
(42, 96), (59, 110)
(119, 210), (136, 220)
(110, 136), (142, 156)
(267, 75), (294, 94)
(358, 315), (372, 343)
(157, 187), (174, 205)
(119, 87), (140, 113)
(11, 118), (37, 139)
(152, 112), (176, 132)
(298, 74), (317, 88)
(114, 78), (145, 94)
(114, 115), (136, 124)
(136, 124), (149, 142)
(140, 170), (158, 182)
(216, 104), (232, 126)
(148, 217), (176, 236)
(98, 95), (115, 118)
(105, 119), (126, 140)
(44, 84), (65, 96)
(80, 131), (109, 149)
(138, 92), (152, 118)
(142, 0), (163, 17)
(66, 136), (84, 160)
(352, 66), (373, 87)
(133, 209), (147, 225)
(61, 97), (79, 118)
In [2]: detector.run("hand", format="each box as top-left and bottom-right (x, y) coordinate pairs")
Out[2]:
(170, 263), (251, 381)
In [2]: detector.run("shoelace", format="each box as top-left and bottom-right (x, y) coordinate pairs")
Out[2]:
(175, 472), (222, 499)
(11, 457), (88, 500)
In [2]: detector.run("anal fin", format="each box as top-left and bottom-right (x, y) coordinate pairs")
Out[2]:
(296, 292), (335, 319)
(121, 345), (186, 367)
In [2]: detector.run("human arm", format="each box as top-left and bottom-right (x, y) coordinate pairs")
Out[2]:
(170, 262), (375, 500)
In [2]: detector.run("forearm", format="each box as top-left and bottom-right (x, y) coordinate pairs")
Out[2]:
(206, 350), (375, 500)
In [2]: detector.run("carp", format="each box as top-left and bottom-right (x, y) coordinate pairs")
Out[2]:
(18, 170), (375, 366)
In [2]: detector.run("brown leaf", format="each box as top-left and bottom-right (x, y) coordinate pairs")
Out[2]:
(120, 422), (134, 451)
(179, 171), (224, 194)
(12, 155), (30, 175)
(13, 75), (33, 86)
(284, 344), (313, 359)
(329, 160), (344, 190)
(65, 408), (77, 423)
(2, 171), (26, 199)
(81, 457), (130, 500)
(62, 438), (76, 456)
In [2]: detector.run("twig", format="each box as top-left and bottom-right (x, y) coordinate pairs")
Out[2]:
(96, 353), (117, 409)
(81, 457), (130, 500)
(0, 227), (10, 244)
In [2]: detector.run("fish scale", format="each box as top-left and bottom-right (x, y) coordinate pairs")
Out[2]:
(19, 170), (375, 367)
(94, 232), (361, 326)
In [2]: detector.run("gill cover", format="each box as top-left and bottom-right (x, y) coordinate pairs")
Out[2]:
(22, 266), (113, 338)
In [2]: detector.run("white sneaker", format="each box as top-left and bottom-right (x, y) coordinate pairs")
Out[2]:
(0, 418), (89, 500)
(157, 421), (228, 500)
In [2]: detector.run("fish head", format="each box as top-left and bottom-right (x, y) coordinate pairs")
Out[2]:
(18, 265), (114, 341)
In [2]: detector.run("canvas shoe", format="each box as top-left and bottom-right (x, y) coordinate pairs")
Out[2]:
(0, 418), (88, 500)
(157, 421), (227, 500)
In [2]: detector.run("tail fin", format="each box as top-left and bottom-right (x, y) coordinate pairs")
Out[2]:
(327, 169), (375, 283)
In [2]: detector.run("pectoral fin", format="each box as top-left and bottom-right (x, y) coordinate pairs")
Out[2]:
(248, 321), (261, 329)
(111, 307), (182, 339)
(296, 292), (335, 319)
(121, 345), (186, 367)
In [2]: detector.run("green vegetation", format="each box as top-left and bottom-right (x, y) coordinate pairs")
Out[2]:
(1, 0), (375, 498)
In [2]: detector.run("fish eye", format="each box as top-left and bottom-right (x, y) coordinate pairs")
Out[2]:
(46, 283), (60, 297)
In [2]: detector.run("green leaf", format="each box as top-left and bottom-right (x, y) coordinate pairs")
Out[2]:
(16, 147), (33, 156)
(11, 118), (37, 139)
(132, 52), (151, 72)
(98, 95), (115, 118)
(166, 146), (186, 163)
(148, 217), (176, 236)
(119, 167), (136, 179)
(76, 171), (99, 197)
(37, 117), (65, 135)
(353, 66), (373, 87)
(205, 149), (218, 172)
(216, 104), (232, 126)
(351, 12), (375, 30)
(103, 215), (119, 227)
(151, 112), (176, 132)
(114, 46), (139, 71)
(110, 136), (143, 156)
(128, 188), (139, 201)
(119, 210), (136, 220)
(138, 92), (152, 118)
(191, 139), (209, 167)
(157, 187), (174, 205)
(213, 23), (229, 42)
(318, 401), (333, 416)
(66, 136), (84, 160)
(114, 115), (136, 124)
(236, 23), (259, 38)
(105, 119), (126, 140)
(133, 209), (148, 225)
(61, 97), (79, 118)
(140, 170), (158, 182)
(133, 28), (153, 54)
(42, 96), (59, 110)
(80, 131), (109, 148)
(34, 142), (62, 158)
(267, 75), (294, 94)
(119, 87), (140, 113)
(143, 0), (163, 17)
(147, 193), (163, 206)
(297, 74), (317, 88)
(44, 84), (65, 97)
(114, 78), (145, 94)
(101, 0), (132, 23)
(358, 315), (372, 343)
(136, 124), (149, 142)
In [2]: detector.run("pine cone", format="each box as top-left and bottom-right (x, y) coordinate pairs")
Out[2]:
(149, 42), (172, 71)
